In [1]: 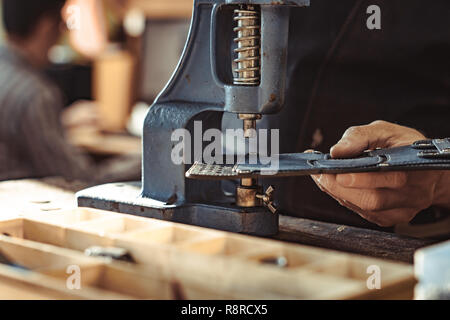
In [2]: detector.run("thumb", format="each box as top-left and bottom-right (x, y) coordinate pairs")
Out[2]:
(330, 120), (424, 159)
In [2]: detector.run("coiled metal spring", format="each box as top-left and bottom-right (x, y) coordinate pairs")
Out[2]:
(233, 5), (261, 86)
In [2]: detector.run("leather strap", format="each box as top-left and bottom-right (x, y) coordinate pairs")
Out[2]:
(186, 138), (450, 180)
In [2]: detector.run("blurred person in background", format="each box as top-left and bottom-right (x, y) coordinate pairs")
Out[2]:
(0, 0), (139, 183)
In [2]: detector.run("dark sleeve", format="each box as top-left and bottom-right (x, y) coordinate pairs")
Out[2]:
(396, 104), (450, 139)
(17, 88), (97, 182)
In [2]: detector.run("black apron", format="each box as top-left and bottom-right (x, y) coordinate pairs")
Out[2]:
(256, 0), (450, 229)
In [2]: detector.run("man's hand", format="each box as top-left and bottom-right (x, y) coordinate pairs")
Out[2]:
(61, 100), (99, 129)
(311, 120), (450, 227)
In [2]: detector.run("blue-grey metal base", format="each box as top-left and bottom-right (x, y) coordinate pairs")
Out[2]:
(76, 181), (279, 236)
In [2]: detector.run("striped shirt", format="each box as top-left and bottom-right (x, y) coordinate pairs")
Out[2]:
(0, 44), (94, 182)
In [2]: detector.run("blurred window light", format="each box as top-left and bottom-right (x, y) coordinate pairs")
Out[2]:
(124, 8), (146, 37)
(48, 45), (76, 64)
(66, 4), (82, 31)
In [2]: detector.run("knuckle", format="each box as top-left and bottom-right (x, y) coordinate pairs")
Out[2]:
(405, 210), (418, 223)
(363, 212), (386, 226)
(319, 174), (333, 188)
(365, 212), (393, 227)
(376, 219), (394, 227)
(422, 193), (434, 209)
(392, 172), (408, 187)
(411, 129), (426, 139)
(359, 192), (384, 211)
(410, 189), (433, 210)
(343, 126), (361, 137)
(336, 174), (354, 187)
(373, 209), (418, 227)
(370, 120), (387, 127)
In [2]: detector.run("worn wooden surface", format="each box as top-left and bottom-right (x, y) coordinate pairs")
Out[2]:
(275, 216), (435, 264)
(0, 179), (435, 264)
(0, 179), (79, 219)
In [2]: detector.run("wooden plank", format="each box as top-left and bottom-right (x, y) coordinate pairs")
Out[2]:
(275, 215), (436, 264)
(0, 234), (98, 271)
(0, 264), (130, 300)
(0, 179), (77, 218)
(6, 209), (415, 300)
(0, 179), (436, 264)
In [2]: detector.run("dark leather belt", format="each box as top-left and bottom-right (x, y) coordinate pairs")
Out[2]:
(186, 138), (450, 179)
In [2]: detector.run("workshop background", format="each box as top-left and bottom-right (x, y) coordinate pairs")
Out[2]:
(0, 0), (192, 187)
(0, 0), (449, 301)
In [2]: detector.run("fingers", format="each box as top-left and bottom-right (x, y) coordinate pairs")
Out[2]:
(335, 172), (408, 189)
(330, 120), (425, 159)
(311, 174), (419, 212)
(344, 204), (417, 227)
(311, 175), (419, 226)
(309, 120), (429, 226)
(330, 121), (390, 158)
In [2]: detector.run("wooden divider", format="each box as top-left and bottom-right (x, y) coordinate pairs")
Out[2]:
(0, 208), (416, 300)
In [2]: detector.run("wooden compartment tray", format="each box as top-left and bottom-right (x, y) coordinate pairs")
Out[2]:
(0, 208), (416, 300)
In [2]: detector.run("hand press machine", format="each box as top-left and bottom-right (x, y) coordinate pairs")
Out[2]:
(77, 0), (450, 236)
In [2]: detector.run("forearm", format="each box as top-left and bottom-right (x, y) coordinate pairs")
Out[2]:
(433, 171), (450, 210)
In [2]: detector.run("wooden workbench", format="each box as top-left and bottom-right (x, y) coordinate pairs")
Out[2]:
(0, 179), (435, 264)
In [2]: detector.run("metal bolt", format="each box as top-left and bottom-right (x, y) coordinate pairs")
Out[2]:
(256, 185), (277, 214)
(260, 256), (288, 268)
(238, 114), (262, 138)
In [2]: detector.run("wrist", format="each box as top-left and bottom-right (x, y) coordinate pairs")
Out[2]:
(433, 171), (450, 209)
